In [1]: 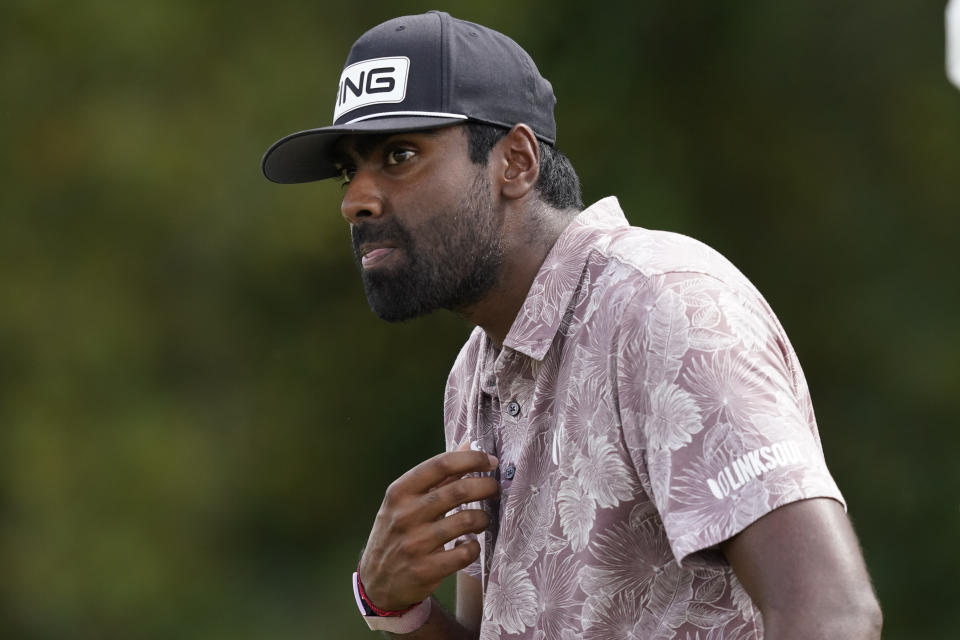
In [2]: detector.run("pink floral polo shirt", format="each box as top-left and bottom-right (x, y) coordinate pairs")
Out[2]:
(443, 197), (844, 640)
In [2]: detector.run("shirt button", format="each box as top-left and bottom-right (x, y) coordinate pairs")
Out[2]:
(506, 401), (521, 417)
(503, 463), (516, 480)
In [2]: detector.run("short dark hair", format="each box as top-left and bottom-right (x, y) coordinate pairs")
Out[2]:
(465, 122), (583, 210)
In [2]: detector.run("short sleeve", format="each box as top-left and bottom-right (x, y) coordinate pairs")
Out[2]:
(617, 271), (844, 564)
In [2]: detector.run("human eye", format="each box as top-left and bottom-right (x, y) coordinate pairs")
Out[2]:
(385, 147), (416, 166)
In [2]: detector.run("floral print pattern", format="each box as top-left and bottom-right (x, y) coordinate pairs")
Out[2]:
(444, 197), (843, 638)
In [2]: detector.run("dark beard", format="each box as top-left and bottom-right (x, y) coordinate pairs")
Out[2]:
(351, 173), (504, 322)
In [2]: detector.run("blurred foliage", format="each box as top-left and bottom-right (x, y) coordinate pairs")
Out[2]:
(1, 0), (957, 638)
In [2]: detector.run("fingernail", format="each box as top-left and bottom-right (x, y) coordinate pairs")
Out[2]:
(487, 454), (499, 469)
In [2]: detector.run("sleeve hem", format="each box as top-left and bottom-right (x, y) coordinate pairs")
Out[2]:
(672, 490), (847, 568)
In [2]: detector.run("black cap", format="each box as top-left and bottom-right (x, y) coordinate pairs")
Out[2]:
(261, 11), (557, 184)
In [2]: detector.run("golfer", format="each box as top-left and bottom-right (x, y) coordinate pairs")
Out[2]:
(262, 11), (882, 639)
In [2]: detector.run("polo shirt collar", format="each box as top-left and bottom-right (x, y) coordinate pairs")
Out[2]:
(502, 197), (629, 360)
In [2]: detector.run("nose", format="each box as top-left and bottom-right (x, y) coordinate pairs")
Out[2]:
(340, 169), (384, 223)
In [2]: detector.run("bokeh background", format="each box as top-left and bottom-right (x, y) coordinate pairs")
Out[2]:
(2, 0), (957, 637)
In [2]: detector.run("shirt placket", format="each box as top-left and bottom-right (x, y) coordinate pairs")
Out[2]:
(473, 342), (500, 594)
(474, 344), (534, 594)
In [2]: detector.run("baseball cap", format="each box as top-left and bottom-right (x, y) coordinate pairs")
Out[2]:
(261, 11), (557, 184)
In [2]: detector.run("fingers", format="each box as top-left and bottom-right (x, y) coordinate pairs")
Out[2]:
(433, 440), (475, 491)
(420, 475), (499, 520)
(422, 539), (482, 579)
(423, 507), (490, 549)
(359, 446), (495, 612)
(395, 450), (498, 496)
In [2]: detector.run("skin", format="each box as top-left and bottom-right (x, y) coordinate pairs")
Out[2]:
(358, 446), (498, 611)
(722, 498), (883, 639)
(343, 133), (505, 324)
(337, 124), (882, 638)
(336, 123), (572, 345)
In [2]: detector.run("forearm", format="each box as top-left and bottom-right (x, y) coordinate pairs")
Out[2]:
(383, 597), (478, 640)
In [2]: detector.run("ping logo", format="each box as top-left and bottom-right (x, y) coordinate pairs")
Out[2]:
(333, 57), (410, 122)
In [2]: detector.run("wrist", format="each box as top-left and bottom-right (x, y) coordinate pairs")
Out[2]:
(353, 570), (432, 634)
(355, 567), (420, 616)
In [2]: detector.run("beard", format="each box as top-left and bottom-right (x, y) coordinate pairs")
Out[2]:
(351, 172), (504, 322)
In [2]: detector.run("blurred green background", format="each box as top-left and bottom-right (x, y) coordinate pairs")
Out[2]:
(1, 0), (957, 638)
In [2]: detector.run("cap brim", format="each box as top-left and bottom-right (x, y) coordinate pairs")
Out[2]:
(261, 116), (466, 184)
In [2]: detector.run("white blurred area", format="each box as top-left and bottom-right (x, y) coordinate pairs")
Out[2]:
(949, 0), (960, 88)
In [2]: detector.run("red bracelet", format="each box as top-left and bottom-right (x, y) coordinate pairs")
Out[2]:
(355, 565), (421, 617)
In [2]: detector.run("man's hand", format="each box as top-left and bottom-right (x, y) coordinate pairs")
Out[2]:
(358, 447), (499, 612)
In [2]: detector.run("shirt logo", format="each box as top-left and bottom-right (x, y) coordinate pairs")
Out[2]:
(706, 439), (806, 499)
(333, 57), (410, 122)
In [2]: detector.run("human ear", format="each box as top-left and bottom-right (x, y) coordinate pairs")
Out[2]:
(497, 124), (540, 201)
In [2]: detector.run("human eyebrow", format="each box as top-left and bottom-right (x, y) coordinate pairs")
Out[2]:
(332, 128), (447, 170)
(350, 133), (393, 160)
(354, 128), (448, 157)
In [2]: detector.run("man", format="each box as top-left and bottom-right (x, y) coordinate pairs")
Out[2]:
(262, 11), (882, 639)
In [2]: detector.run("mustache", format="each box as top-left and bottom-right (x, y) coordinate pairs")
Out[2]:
(351, 219), (410, 256)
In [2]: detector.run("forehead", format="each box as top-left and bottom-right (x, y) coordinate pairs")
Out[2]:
(332, 125), (465, 161)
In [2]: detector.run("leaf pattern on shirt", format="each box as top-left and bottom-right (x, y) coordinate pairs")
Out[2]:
(515, 244), (590, 350)
(557, 476), (596, 552)
(691, 299), (721, 329)
(440, 198), (843, 639)
(683, 628), (727, 640)
(687, 327), (741, 353)
(692, 573), (726, 604)
(574, 436), (635, 509)
(484, 561), (538, 635)
(561, 374), (614, 451)
(686, 601), (740, 631)
(533, 553), (582, 638)
(717, 289), (769, 351)
(504, 436), (559, 568)
(682, 352), (769, 428)
(634, 564), (695, 640)
(580, 516), (670, 600)
(571, 341), (611, 403)
(680, 283), (741, 353)
(645, 287), (690, 386)
(645, 381), (704, 452)
(479, 621), (502, 640)
(582, 590), (645, 640)
(530, 346), (562, 404)
(647, 448), (673, 514)
(582, 261), (640, 328)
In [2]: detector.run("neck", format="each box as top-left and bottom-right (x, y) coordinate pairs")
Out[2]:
(456, 205), (577, 347)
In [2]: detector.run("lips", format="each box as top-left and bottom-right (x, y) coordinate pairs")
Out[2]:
(359, 245), (398, 269)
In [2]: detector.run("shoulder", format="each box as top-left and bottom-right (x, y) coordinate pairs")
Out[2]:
(573, 198), (749, 287)
(592, 225), (776, 343)
(602, 226), (753, 291)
